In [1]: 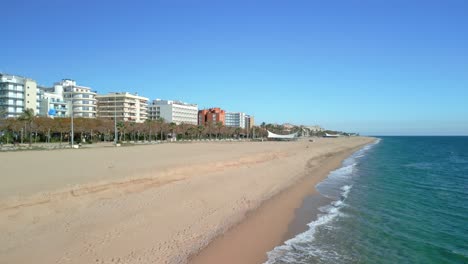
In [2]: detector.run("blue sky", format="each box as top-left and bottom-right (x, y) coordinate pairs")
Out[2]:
(2, 0), (467, 135)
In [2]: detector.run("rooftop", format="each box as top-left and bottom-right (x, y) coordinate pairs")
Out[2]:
(152, 99), (198, 107)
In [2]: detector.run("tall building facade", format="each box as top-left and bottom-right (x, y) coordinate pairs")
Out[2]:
(225, 112), (246, 128)
(96, 92), (149, 123)
(0, 73), (39, 118)
(60, 79), (97, 118)
(148, 99), (198, 125)
(245, 115), (255, 129)
(198, 108), (226, 126)
(39, 85), (71, 117)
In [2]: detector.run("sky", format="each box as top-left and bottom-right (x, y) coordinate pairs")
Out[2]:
(2, 0), (468, 135)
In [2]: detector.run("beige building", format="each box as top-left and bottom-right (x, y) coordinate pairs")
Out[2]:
(245, 115), (255, 129)
(24, 79), (38, 115)
(96, 92), (149, 123)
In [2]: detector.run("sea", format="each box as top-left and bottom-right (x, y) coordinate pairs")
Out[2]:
(265, 136), (468, 264)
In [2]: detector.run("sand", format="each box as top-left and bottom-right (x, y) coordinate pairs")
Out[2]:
(0, 137), (374, 264)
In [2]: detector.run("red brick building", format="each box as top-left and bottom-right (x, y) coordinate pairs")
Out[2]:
(198, 108), (226, 126)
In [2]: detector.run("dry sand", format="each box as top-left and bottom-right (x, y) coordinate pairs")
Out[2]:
(0, 137), (374, 264)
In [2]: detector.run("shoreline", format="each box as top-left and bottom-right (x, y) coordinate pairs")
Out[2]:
(189, 143), (372, 264)
(0, 137), (374, 264)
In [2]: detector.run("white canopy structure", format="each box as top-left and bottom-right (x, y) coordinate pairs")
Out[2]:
(267, 130), (298, 140)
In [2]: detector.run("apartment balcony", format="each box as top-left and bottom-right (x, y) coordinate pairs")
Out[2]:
(52, 104), (68, 109)
(98, 111), (127, 115)
(0, 102), (24, 107)
(99, 104), (135, 108)
(51, 101), (68, 106)
(73, 108), (96, 112)
(65, 94), (96, 100)
(0, 95), (24, 100)
(0, 87), (25, 93)
(97, 99), (135, 103)
(72, 101), (97, 106)
(73, 96), (96, 101)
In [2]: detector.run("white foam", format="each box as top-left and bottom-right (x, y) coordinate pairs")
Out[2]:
(265, 200), (346, 263)
(341, 185), (352, 198)
(264, 140), (382, 263)
(265, 183), (352, 263)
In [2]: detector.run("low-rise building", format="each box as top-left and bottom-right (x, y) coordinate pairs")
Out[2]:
(148, 99), (198, 125)
(96, 92), (149, 123)
(305, 125), (324, 132)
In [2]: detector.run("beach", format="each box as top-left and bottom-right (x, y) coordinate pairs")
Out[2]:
(0, 137), (374, 264)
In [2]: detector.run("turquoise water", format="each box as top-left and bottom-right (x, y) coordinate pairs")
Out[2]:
(266, 137), (468, 264)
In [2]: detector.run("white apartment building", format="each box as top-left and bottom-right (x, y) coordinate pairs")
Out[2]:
(96, 92), (149, 123)
(305, 125), (324, 132)
(60, 79), (97, 118)
(148, 99), (198, 125)
(0, 73), (39, 117)
(38, 85), (71, 118)
(225, 112), (246, 129)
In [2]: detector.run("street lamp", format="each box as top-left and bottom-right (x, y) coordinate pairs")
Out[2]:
(114, 92), (118, 145)
(70, 88), (74, 147)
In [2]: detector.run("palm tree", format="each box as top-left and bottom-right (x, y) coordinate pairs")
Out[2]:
(18, 108), (35, 147)
(117, 121), (126, 141)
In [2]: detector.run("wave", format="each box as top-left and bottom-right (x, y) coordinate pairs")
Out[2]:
(265, 193), (349, 264)
(264, 140), (381, 264)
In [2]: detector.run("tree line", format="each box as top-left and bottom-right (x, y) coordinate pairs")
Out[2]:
(0, 109), (268, 146)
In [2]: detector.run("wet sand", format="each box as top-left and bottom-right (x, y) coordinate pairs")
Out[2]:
(189, 145), (365, 264)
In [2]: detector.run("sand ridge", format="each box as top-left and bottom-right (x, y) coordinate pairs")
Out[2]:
(0, 150), (289, 211)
